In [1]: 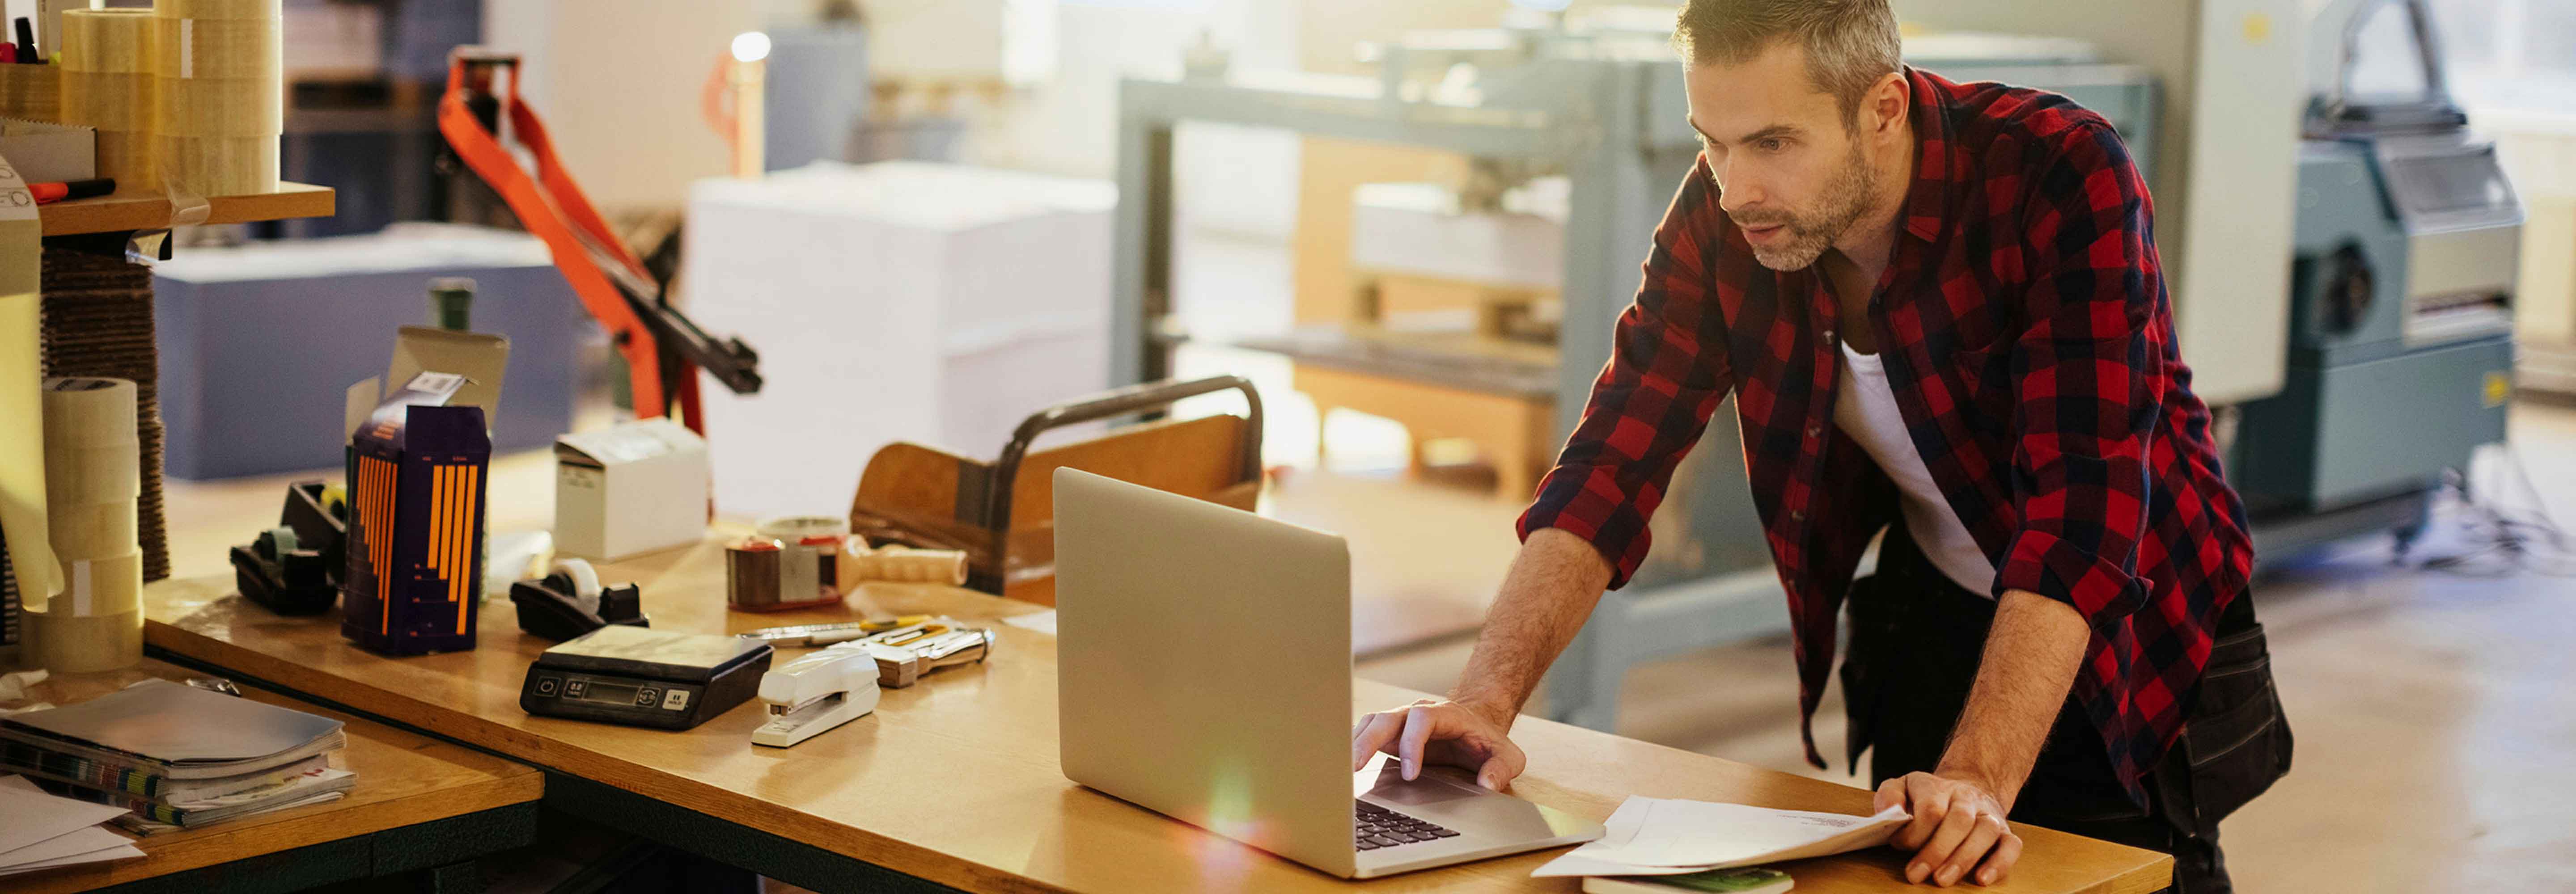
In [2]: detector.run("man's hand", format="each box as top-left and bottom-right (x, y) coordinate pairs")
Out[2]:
(1350, 698), (1526, 791)
(1875, 772), (2023, 887)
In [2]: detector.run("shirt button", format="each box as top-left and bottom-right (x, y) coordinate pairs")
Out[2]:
(1807, 425), (1822, 439)
(1821, 329), (1835, 343)
(1791, 510), (1807, 521)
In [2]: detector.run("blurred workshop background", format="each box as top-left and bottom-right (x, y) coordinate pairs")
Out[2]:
(4, 0), (2573, 890)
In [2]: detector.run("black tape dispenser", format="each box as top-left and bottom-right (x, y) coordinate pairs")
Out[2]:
(511, 558), (649, 642)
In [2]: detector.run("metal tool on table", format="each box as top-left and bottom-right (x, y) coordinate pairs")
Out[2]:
(735, 615), (932, 647)
(510, 558), (649, 642)
(750, 641), (882, 748)
(228, 480), (347, 616)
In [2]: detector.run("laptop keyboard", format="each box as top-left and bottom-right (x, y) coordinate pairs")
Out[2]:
(1355, 799), (1460, 850)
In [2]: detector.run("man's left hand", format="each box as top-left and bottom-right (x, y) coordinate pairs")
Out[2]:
(1875, 771), (2024, 887)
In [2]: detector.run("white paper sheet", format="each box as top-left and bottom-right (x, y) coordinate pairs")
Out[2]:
(1001, 610), (1057, 636)
(0, 843), (146, 876)
(0, 776), (131, 858)
(1532, 797), (1909, 877)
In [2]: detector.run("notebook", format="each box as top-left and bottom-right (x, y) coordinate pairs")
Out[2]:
(0, 680), (344, 779)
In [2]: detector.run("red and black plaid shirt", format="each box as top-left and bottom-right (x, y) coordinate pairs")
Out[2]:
(1518, 68), (2254, 805)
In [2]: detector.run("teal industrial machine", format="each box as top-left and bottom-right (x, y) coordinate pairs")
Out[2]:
(2230, 0), (2521, 554)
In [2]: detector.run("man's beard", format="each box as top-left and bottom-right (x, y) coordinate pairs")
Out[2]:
(1733, 141), (1877, 271)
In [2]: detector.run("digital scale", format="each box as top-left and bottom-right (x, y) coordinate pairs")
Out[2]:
(520, 625), (774, 730)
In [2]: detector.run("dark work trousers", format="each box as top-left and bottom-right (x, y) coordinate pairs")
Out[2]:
(1840, 522), (2286, 894)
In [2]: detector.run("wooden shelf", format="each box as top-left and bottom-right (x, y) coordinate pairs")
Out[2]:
(39, 181), (335, 237)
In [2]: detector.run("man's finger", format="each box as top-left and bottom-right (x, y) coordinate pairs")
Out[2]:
(1474, 754), (1514, 791)
(1396, 705), (1439, 780)
(1894, 777), (1951, 850)
(1874, 777), (1907, 814)
(1908, 799), (1980, 884)
(1351, 712), (1402, 770)
(1974, 831), (2023, 886)
(1934, 815), (2004, 887)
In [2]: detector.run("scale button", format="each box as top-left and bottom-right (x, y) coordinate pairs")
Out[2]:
(635, 687), (660, 707)
(534, 676), (560, 696)
(564, 679), (588, 698)
(662, 689), (691, 711)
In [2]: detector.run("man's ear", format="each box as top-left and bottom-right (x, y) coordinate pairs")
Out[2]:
(1866, 71), (1907, 140)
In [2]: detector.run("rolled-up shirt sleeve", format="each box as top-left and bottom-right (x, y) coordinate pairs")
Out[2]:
(1993, 124), (2163, 626)
(1517, 157), (1735, 589)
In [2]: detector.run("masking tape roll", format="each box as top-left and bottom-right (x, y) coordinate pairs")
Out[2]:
(61, 8), (153, 73)
(26, 607), (144, 674)
(60, 71), (153, 131)
(44, 502), (136, 563)
(553, 557), (602, 601)
(0, 63), (63, 122)
(42, 444), (142, 506)
(148, 17), (281, 81)
(41, 377), (138, 444)
(153, 75), (282, 135)
(753, 515), (851, 540)
(53, 552), (142, 616)
(154, 0), (283, 20)
(839, 545), (970, 586)
(91, 128), (158, 191)
(153, 134), (277, 194)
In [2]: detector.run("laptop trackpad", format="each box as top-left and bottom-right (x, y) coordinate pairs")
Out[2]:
(1365, 763), (1482, 806)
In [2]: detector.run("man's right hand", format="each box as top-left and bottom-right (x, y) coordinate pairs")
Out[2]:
(1350, 698), (1527, 791)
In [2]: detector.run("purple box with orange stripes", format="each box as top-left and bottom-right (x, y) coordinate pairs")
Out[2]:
(343, 372), (492, 655)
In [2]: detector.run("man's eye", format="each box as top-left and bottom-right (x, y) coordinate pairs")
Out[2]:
(1758, 138), (1788, 152)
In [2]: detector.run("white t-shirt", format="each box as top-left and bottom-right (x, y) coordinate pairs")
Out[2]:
(1832, 342), (2000, 596)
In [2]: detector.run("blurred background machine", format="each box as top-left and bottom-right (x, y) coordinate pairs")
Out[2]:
(2231, 0), (2522, 555)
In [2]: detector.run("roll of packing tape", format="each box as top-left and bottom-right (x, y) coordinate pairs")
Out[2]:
(153, 75), (283, 135)
(41, 378), (139, 445)
(839, 544), (970, 586)
(53, 552), (142, 616)
(153, 134), (277, 194)
(61, 8), (153, 73)
(155, 0), (283, 19)
(44, 502), (136, 564)
(553, 557), (602, 601)
(753, 515), (850, 540)
(90, 128), (158, 191)
(26, 606), (144, 674)
(726, 537), (830, 612)
(0, 63), (63, 122)
(41, 444), (142, 506)
(61, 71), (154, 131)
(148, 17), (281, 81)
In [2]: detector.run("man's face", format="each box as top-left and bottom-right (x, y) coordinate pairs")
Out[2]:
(1685, 42), (1879, 271)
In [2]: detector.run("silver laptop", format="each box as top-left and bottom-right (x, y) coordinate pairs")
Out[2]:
(1054, 468), (1604, 879)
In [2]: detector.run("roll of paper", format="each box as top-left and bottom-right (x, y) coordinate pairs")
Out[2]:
(26, 606), (143, 673)
(839, 544), (970, 586)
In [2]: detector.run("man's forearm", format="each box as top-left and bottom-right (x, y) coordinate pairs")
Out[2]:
(1936, 589), (2092, 810)
(1448, 527), (1615, 729)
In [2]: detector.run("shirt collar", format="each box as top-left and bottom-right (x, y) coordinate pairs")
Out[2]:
(1898, 66), (1956, 243)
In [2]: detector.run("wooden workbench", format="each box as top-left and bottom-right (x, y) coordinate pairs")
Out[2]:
(3, 658), (540, 894)
(138, 535), (2169, 894)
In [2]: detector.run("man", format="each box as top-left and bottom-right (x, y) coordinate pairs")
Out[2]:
(1351, 1), (2287, 890)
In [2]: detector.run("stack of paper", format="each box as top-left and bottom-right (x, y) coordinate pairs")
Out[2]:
(1534, 797), (1911, 878)
(0, 776), (142, 878)
(0, 680), (353, 833)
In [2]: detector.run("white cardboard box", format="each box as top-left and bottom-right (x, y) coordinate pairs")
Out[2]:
(553, 419), (710, 561)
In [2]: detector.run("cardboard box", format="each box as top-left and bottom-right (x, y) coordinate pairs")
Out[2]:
(0, 118), (97, 184)
(553, 419), (709, 562)
(342, 371), (490, 656)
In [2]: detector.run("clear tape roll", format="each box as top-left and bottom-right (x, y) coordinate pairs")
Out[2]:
(61, 71), (153, 131)
(90, 128), (158, 191)
(41, 377), (139, 443)
(42, 444), (141, 506)
(44, 502), (136, 563)
(153, 74), (282, 135)
(60, 8), (153, 74)
(148, 17), (281, 81)
(754, 515), (851, 540)
(154, 0), (283, 19)
(26, 607), (144, 674)
(839, 544), (970, 586)
(55, 552), (142, 616)
(153, 134), (276, 194)
(553, 557), (602, 601)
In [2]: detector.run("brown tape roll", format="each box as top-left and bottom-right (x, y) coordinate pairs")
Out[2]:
(61, 8), (153, 74)
(149, 17), (282, 81)
(61, 71), (153, 131)
(155, 0), (284, 20)
(0, 63), (63, 122)
(154, 134), (277, 194)
(26, 606), (144, 674)
(45, 502), (137, 563)
(54, 552), (143, 616)
(839, 545), (970, 586)
(153, 75), (282, 135)
(92, 128), (158, 191)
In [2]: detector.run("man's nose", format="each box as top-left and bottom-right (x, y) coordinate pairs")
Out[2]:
(1716, 168), (1763, 213)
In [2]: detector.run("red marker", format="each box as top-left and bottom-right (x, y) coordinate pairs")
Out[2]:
(31, 179), (114, 204)
(0, 44), (16, 64)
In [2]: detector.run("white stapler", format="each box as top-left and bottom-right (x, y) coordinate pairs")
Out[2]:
(750, 641), (886, 748)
